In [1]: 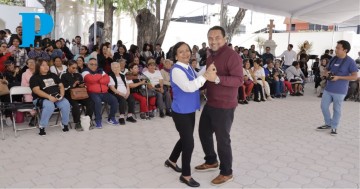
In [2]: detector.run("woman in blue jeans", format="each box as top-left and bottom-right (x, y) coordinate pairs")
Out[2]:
(29, 58), (71, 136)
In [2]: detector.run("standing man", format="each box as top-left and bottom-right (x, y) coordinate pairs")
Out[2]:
(195, 26), (243, 186)
(277, 44), (297, 70)
(262, 46), (274, 65)
(317, 40), (358, 135)
(71, 36), (82, 55)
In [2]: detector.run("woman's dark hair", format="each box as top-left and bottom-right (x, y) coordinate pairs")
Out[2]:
(129, 44), (138, 54)
(4, 29), (11, 34)
(243, 59), (250, 68)
(67, 60), (77, 67)
(292, 61), (299, 67)
(128, 63), (138, 70)
(321, 58), (329, 64)
(207, 26), (226, 37)
(117, 45), (127, 53)
(81, 45), (89, 55)
(26, 58), (35, 66)
(255, 58), (262, 65)
(142, 43), (150, 51)
(99, 43), (108, 55)
(34, 58), (48, 75)
(92, 44), (99, 52)
(76, 56), (85, 62)
(172, 42), (192, 62)
(53, 56), (62, 64)
(337, 40), (351, 53)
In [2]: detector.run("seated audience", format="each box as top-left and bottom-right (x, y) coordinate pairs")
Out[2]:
(239, 59), (254, 104)
(50, 57), (67, 77)
(61, 60), (94, 131)
(108, 62), (137, 125)
(82, 58), (119, 128)
(29, 58), (71, 136)
(21, 58), (37, 126)
(143, 58), (172, 117)
(286, 61), (305, 96)
(126, 63), (156, 119)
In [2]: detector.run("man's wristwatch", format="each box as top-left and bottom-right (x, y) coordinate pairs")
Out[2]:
(214, 76), (220, 84)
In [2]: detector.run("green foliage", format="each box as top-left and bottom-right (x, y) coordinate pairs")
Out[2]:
(89, 0), (155, 14)
(0, 0), (25, 6)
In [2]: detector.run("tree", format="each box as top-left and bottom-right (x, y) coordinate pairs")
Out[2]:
(136, 0), (177, 49)
(220, 1), (247, 43)
(37, 0), (56, 38)
(91, 0), (177, 48)
(0, 0), (25, 6)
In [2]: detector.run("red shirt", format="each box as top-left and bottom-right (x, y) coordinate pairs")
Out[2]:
(204, 45), (243, 109)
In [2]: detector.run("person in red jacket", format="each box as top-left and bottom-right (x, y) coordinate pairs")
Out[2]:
(0, 42), (12, 73)
(82, 58), (119, 128)
(195, 26), (243, 186)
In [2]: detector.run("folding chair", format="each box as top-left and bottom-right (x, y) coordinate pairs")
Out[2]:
(10, 86), (36, 137)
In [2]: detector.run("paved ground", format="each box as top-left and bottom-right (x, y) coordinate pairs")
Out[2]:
(0, 84), (359, 188)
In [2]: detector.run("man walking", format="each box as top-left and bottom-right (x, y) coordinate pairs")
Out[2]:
(277, 44), (296, 70)
(317, 40), (358, 135)
(195, 26), (243, 186)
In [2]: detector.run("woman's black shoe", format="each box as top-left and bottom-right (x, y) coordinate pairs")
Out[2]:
(254, 99), (261, 102)
(164, 160), (182, 172)
(243, 100), (249, 104)
(179, 176), (200, 187)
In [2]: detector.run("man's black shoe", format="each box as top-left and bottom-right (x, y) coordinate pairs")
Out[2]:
(39, 128), (46, 136)
(160, 110), (165, 118)
(62, 125), (69, 132)
(29, 116), (36, 127)
(149, 111), (155, 118)
(179, 176), (200, 187)
(126, 116), (137, 123)
(330, 129), (337, 135)
(316, 125), (331, 130)
(119, 118), (126, 125)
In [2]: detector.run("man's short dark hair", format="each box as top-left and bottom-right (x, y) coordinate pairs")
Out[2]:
(75, 36), (81, 39)
(0, 30), (5, 35)
(208, 26), (226, 37)
(337, 40), (351, 53)
(288, 44), (293, 48)
(89, 58), (97, 62)
(325, 49), (330, 54)
(156, 43), (161, 46)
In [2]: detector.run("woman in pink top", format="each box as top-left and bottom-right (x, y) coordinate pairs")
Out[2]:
(21, 58), (37, 126)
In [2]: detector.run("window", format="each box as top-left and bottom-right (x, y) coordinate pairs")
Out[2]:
(291, 24), (296, 31)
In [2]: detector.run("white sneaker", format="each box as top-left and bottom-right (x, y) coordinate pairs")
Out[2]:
(5, 117), (12, 126)
(267, 97), (273, 101)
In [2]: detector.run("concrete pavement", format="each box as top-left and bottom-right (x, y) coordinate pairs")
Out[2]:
(0, 84), (359, 188)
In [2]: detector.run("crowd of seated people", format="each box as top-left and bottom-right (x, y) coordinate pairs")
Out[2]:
(1, 25), (359, 136)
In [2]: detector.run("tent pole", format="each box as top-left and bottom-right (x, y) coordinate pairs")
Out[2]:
(331, 24), (336, 49)
(94, 0), (97, 45)
(288, 16), (292, 45)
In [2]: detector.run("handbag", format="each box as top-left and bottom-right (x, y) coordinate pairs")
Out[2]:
(138, 87), (156, 97)
(70, 87), (89, 100)
(0, 82), (9, 96)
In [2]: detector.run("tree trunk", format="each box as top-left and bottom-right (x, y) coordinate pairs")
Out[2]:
(155, 0), (178, 45)
(103, 0), (115, 44)
(156, 0), (161, 36)
(219, 1), (246, 43)
(219, 0), (228, 30)
(226, 8), (246, 42)
(37, 0), (56, 38)
(136, 8), (157, 49)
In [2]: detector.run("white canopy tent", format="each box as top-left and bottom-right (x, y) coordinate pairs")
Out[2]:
(188, 0), (360, 26)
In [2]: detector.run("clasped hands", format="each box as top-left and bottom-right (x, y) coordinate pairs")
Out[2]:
(204, 63), (218, 82)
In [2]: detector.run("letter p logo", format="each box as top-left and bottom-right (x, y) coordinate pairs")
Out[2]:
(19, 13), (54, 48)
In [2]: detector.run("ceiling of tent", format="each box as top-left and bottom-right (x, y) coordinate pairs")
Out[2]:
(188, 0), (360, 25)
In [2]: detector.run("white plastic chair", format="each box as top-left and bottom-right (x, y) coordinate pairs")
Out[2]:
(9, 86), (36, 137)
